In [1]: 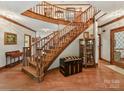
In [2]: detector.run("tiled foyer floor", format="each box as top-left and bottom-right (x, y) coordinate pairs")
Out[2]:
(0, 60), (124, 91)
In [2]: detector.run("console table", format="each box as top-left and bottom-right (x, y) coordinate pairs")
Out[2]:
(5, 50), (23, 67)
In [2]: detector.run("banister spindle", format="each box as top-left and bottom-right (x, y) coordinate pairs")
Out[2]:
(35, 6), (37, 13)
(82, 13), (84, 22)
(88, 8), (90, 19)
(42, 1), (44, 15)
(33, 7), (35, 12)
(90, 7), (92, 18)
(50, 5), (52, 18)
(84, 12), (86, 23)
(87, 9), (89, 20)
(86, 11), (88, 22)
(53, 6), (55, 19)
(38, 5), (40, 14)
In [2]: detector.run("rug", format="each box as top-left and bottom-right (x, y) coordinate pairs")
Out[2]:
(105, 65), (124, 75)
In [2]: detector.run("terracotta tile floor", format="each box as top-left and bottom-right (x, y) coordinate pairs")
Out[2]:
(0, 60), (124, 91)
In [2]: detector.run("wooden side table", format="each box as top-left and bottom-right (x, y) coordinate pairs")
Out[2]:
(5, 50), (23, 67)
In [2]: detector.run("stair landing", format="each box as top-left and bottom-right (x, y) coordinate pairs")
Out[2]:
(22, 10), (70, 25)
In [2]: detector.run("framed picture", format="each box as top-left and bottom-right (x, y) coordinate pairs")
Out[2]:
(4, 32), (17, 45)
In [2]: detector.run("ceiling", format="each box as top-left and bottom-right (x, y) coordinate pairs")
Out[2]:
(0, 1), (62, 34)
(0, 1), (39, 14)
(89, 1), (124, 13)
(89, 1), (124, 25)
(48, 1), (90, 12)
(0, 1), (124, 32)
(48, 1), (89, 5)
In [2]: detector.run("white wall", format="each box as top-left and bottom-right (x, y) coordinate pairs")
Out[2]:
(100, 18), (124, 62)
(36, 24), (65, 38)
(49, 24), (93, 69)
(0, 18), (35, 67)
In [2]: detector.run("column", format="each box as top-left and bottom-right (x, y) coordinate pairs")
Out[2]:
(93, 18), (99, 64)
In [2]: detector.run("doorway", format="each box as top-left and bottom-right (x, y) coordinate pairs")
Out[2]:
(98, 34), (101, 59)
(110, 26), (124, 68)
(24, 34), (31, 47)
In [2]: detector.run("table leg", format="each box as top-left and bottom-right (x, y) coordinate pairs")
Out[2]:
(14, 58), (15, 63)
(10, 57), (12, 67)
(6, 56), (7, 68)
(18, 57), (20, 62)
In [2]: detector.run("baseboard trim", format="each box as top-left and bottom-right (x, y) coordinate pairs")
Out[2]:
(0, 60), (22, 70)
(100, 58), (110, 63)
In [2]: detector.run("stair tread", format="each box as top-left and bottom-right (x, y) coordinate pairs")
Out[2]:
(37, 48), (51, 51)
(22, 66), (38, 78)
(29, 61), (37, 66)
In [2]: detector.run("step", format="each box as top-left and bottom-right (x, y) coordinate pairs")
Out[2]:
(36, 47), (42, 50)
(44, 56), (53, 60)
(44, 52), (54, 57)
(43, 56), (54, 62)
(49, 46), (61, 49)
(29, 61), (37, 68)
(49, 46), (55, 49)
(22, 66), (39, 81)
(44, 49), (51, 53)
(50, 49), (58, 53)
(37, 48), (51, 53)
(29, 60), (48, 69)
(22, 66), (45, 82)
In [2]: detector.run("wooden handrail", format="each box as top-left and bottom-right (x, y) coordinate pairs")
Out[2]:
(41, 32), (59, 49)
(31, 31), (58, 46)
(40, 1), (78, 12)
(55, 5), (98, 35)
(29, 1), (82, 22)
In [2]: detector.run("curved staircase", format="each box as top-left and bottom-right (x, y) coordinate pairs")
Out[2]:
(22, 2), (99, 82)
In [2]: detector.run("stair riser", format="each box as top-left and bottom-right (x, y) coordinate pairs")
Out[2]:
(22, 68), (40, 82)
(29, 62), (37, 69)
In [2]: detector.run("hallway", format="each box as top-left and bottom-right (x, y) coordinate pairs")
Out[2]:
(0, 60), (123, 91)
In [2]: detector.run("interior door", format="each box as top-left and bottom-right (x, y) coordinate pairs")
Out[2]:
(98, 34), (101, 59)
(24, 34), (31, 47)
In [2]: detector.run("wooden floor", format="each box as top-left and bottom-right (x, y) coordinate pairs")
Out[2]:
(0, 60), (124, 91)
